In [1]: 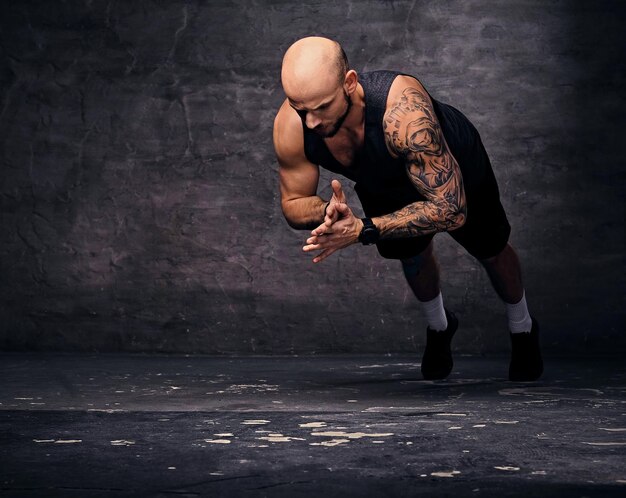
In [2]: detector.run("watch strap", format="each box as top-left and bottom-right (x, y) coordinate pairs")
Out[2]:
(361, 217), (375, 230)
(359, 217), (379, 245)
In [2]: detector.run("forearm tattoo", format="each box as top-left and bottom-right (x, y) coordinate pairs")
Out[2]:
(382, 87), (466, 238)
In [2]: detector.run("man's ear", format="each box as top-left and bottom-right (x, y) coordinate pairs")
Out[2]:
(344, 70), (358, 94)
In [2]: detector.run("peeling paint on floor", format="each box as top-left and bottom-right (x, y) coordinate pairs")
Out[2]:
(431, 470), (461, 478)
(256, 434), (306, 443)
(111, 440), (135, 446)
(2, 354), (625, 494)
(310, 439), (350, 447)
(311, 431), (394, 439)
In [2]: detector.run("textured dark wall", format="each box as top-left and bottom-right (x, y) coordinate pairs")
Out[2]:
(0, 1), (624, 354)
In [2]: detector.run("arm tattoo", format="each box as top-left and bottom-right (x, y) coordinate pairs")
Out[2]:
(381, 87), (467, 238)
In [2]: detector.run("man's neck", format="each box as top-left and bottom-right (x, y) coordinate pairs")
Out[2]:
(332, 83), (366, 141)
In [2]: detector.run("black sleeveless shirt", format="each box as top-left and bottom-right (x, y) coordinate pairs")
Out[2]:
(302, 71), (488, 202)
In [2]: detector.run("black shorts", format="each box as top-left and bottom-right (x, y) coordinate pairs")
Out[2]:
(354, 149), (511, 261)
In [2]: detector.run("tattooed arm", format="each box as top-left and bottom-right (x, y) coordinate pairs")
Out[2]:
(303, 77), (466, 263)
(374, 77), (467, 238)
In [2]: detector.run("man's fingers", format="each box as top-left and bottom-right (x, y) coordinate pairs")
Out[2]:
(313, 247), (336, 264)
(331, 179), (346, 202)
(306, 193), (350, 264)
(303, 243), (322, 252)
(334, 202), (351, 216)
(306, 234), (322, 245)
(305, 230), (336, 247)
(324, 205), (338, 225)
(304, 233), (334, 250)
(311, 226), (334, 237)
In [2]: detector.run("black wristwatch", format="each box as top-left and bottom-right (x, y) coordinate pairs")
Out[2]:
(358, 218), (380, 245)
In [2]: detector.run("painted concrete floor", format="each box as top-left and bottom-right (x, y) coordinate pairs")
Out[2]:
(0, 353), (624, 497)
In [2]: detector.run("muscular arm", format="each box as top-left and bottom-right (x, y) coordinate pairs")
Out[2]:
(278, 161), (327, 230)
(374, 79), (467, 238)
(298, 78), (467, 264)
(273, 100), (328, 230)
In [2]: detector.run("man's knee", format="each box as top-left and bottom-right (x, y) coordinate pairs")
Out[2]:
(479, 242), (513, 268)
(401, 255), (424, 278)
(400, 242), (434, 278)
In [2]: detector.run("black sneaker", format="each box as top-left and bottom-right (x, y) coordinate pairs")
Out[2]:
(421, 309), (458, 380)
(509, 317), (543, 381)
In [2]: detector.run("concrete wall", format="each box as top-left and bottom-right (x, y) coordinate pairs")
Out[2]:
(0, 0), (624, 354)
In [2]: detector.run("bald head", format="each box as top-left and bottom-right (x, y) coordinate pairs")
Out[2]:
(281, 36), (349, 102)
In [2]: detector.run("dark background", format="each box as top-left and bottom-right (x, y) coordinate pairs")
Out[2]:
(0, 0), (624, 355)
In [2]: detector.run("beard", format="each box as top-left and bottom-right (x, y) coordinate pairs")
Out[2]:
(312, 90), (352, 138)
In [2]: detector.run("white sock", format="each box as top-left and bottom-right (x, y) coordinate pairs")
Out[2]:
(506, 291), (533, 334)
(421, 292), (448, 331)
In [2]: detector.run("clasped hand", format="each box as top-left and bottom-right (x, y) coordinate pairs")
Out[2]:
(302, 179), (363, 264)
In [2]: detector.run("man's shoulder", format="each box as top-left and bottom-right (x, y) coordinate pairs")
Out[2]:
(386, 74), (430, 109)
(359, 71), (423, 111)
(273, 99), (305, 160)
(360, 69), (404, 90)
(274, 99), (301, 138)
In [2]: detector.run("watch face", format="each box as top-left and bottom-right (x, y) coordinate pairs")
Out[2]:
(359, 218), (379, 245)
(361, 227), (379, 245)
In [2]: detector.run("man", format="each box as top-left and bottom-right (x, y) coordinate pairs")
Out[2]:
(272, 36), (543, 381)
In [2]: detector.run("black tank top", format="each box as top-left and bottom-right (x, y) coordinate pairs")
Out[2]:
(302, 70), (487, 197)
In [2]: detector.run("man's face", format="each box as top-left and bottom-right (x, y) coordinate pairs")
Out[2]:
(289, 85), (352, 138)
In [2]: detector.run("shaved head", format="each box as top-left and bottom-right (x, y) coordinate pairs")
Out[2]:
(281, 36), (349, 102)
